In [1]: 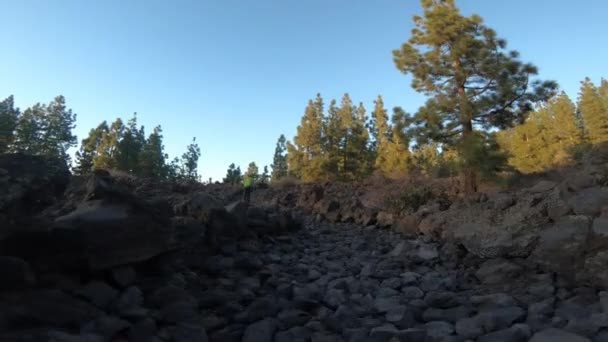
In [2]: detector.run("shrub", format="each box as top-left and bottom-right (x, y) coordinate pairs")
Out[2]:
(385, 186), (450, 215)
(270, 176), (301, 189)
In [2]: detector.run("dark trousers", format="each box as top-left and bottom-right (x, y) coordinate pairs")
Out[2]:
(243, 187), (251, 203)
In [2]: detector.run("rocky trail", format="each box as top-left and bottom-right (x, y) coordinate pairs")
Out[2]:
(184, 217), (608, 342)
(4, 154), (608, 341)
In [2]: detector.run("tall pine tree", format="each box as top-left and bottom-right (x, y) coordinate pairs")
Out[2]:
(223, 163), (242, 184)
(115, 113), (145, 173)
(39, 96), (77, 161)
(271, 134), (288, 180)
(287, 95), (325, 181)
(139, 125), (168, 178)
(578, 78), (608, 145)
(393, 0), (556, 192)
(12, 103), (45, 155)
(74, 121), (109, 175)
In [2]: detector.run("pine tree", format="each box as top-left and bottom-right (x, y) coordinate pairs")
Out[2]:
(287, 95), (325, 181)
(0, 95), (20, 153)
(350, 102), (371, 178)
(74, 121), (109, 175)
(393, 0), (557, 192)
(180, 137), (201, 181)
(260, 165), (270, 184)
(498, 92), (582, 172)
(12, 103), (44, 154)
(39, 96), (77, 161)
(115, 113), (145, 174)
(336, 93), (355, 180)
(245, 161), (260, 183)
(94, 118), (125, 170)
(139, 125), (168, 178)
(321, 99), (342, 178)
(377, 107), (412, 176)
(223, 163), (242, 184)
(271, 134), (288, 180)
(370, 95), (389, 163)
(578, 78), (608, 145)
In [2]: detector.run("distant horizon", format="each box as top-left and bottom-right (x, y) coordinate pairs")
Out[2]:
(2, 0), (607, 181)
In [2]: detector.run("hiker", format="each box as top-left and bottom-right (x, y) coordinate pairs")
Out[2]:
(242, 175), (253, 204)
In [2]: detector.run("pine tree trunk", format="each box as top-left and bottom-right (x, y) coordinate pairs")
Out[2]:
(454, 59), (478, 195)
(461, 123), (478, 195)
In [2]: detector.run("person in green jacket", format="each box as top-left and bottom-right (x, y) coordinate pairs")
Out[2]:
(242, 175), (253, 204)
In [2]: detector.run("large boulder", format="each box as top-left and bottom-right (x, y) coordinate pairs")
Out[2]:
(0, 154), (70, 236)
(451, 221), (539, 258)
(1, 171), (175, 271)
(52, 199), (174, 270)
(568, 187), (608, 217)
(531, 216), (591, 279)
(173, 191), (223, 219)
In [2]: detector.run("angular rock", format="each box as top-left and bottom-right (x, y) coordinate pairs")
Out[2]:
(243, 319), (277, 342)
(77, 281), (119, 310)
(111, 266), (137, 288)
(424, 291), (460, 309)
(478, 323), (531, 342)
(425, 321), (454, 339)
(475, 258), (523, 285)
(129, 318), (157, 342)
(532, 216), (591, 277)
(173, 322), (209, 342)
(529, 328), (590, 342)
(0, 256), (36, 291)
(82, 315), (130, 340)
(568, 187), (608, 216)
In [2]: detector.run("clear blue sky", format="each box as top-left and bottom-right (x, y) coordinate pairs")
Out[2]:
(1, 0), (607, 181)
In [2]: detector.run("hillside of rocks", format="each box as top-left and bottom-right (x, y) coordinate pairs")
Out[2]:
(3, 153), (608, 342)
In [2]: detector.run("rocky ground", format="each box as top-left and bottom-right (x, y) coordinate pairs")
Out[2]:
(3, 153), (608, 341)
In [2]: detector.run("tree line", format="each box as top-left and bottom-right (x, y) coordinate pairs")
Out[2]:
(0, 95), (202, 181)
(271, 0), (607, 193)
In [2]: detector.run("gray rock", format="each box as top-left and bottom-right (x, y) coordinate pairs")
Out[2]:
(275, 326), (313, 342)
(77, 281), (119, 309)
(278, 309), (311, 328)
(426, 321), (454, 338)
(129, 318), (157, 342)
(385, 305), (415, 329)
(114, 286), (144, 314)
(7, 289), (101, 327)
(423, 306), (471, 323)
(529, 328), (591, 342)
(532, 216), (591, 277)
(162, 300), (199, 324)
(0, 256), (36, 291)
(478, 306), (526, 332)
(173, 322), (209, 342)
(369, 325), (426, 342)
(47, 331), (104, 342)
(478, 323), (531, 342)
(242, 319), (277, 342)
(111, 266), (137, 288)
(374, 296), (402, 313)
(568, 187), (608, 216)
(324, 289), (347, 309)
(471, 293), (517, 309)
(402, 286), (424, 299)
(475, 258), (523, 284)
(82, 315), (130, 340)
(592, 217), (608, 237)
(424, 291), (460, 309)
(455, 317), (484, 339)
(236, 297), (280, 323)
